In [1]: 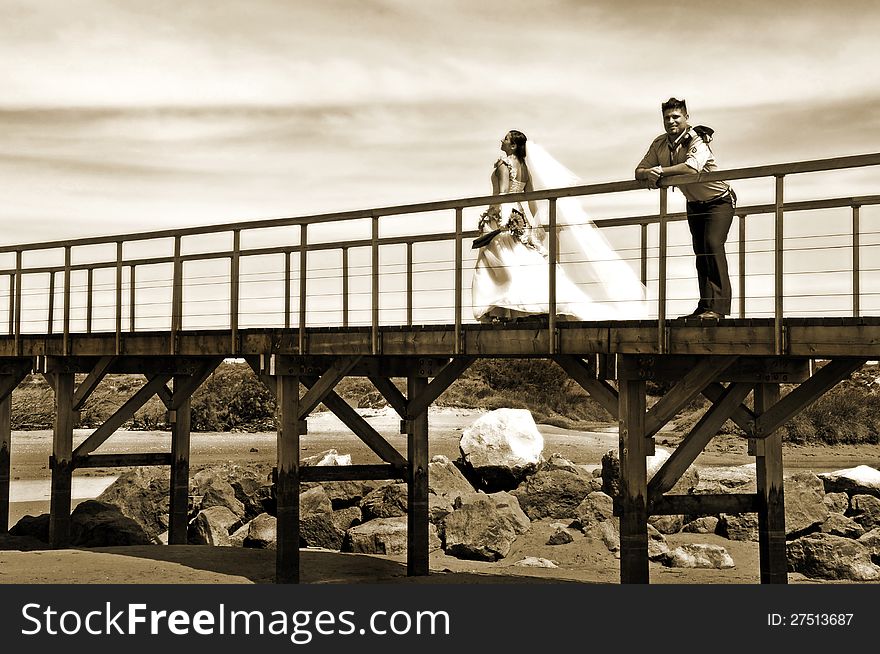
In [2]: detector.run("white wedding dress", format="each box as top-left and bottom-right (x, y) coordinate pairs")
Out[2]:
(471, 147), (647, 322)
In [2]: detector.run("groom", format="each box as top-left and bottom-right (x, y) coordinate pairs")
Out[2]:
(634, 97), (735, 320)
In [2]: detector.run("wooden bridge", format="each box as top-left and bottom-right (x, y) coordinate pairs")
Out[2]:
(1, 152), (879, 583)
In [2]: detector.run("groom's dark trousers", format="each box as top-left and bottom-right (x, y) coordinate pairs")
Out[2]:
(686, 190), (735, 316)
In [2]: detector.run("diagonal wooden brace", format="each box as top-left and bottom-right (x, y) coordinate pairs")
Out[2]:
(0, 359), (32, 402)
(552, 354), (619, 419)
(406, 356), (475, 419)
(170, 357), (224, 410)
(297, 356), (361, 420)
(647, 381), (754, 506)
(368, 375), (408, 417)
(753, 358), (867, 438)
(72, 356), (116, 411)
(702, 382), (756, 435)
(645, 355), (739, 438)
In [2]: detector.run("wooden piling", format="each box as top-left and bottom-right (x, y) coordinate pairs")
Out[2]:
(618, 372), (649, 584)
(49, 371), (75, 548)
(755, 383), (787, 584)
(276, 373), (302, 583)
(168, 374), (192, 545)
(407, 374), (430, 577)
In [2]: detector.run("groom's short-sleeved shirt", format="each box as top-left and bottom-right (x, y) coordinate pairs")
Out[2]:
(637, 129), (730, 202)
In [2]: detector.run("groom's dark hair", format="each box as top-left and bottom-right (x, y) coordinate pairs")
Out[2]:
(661, 97), (687, 114)
(508, 130), (528, 161)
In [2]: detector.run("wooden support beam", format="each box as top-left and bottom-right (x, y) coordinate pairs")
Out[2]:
(297, 356), (361, 419)
(618, 375), (648, 584)
(0, 362), (32, 403)
(73, 453), (173, 468)
(276, 373), (301, 584)
(648, 382), (754, 505)
(245, 356), (277, 398)
(301, 378), (406, 467)
(169, 358), (223, 410)
(169, 373), (192, 545)
(702, 382), (756, 435)
(72, 355), (116, 411)
(644, 356), (739, 438)
(406, 356), (475, 418)
(755, 383), (787, 584)
(300, 464), (406, 482)
(0, 395), (10, 532)
(648, 493), (760, 516)
(407, 375), (430, 577)
(156, 381), (173, 409)
(552, 355), (619, 419)
(50, 372), (74, 548)
(368, 375), (408, 417)
(754, 358), (866, 438)
(72, 374), (172, 459)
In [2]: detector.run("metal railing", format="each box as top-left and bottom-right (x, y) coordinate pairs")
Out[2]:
(1, 152), (879, 357)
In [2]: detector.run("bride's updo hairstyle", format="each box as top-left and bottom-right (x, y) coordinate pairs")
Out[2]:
(508, 130), (527, 162)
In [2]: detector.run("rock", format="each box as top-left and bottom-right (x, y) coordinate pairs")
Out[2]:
(229, 522), (250, 547)
(345, 517), (441, 555)
(302, 449), (352, 467)
(427, 455), (475, 501)
(539, 453), (586, 475)
(602, 448), (699, 497)
(459, 408), (543, 491)
(511, 469), (594, 519)
(693, 463), (756, 495)
(784, 472), (829, 536)
(200, 478), (246, 518)
(513, 557), (558, 568)
(663, 543), (735, 569)
(428, 494), (455, 525)
(717, 513), (759, 541)
(360, 483), (408, 520)
(858, 528), (880, 562)
(442, 491), (530, 561)
(682, 516), (719, 534)
(320, 480), (384, 510)
(584, 520), (620, 553)
(357, 391), (387, 409)
(547, 524), (575, 545)
(787, 533), (880, 580)
(648, 514), (684, 535)
(823, 492), (849, 514)
(9, 514), (50, 543)
(243, 513), (277, 549)
(849, 494), (880, 530)
(188, 506), (239, 546)
(96, 467), (170, 540)
(69, 500), (152, 547)
(647, 525), (670, 561)
(820, 513), (866, 539)
(299, 485), (333, 517)
(572, 491), (615, 531)
(300, 506), (362, 550)
(819, 465), (880, 498)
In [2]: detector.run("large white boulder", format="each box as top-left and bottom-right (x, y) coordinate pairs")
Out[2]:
(459, 408), (544, 490)
(819, 465), (880, 498)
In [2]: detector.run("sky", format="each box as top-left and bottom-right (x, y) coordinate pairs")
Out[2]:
(1, 0), (879, 327)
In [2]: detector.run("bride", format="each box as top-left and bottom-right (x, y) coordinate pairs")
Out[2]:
(472, 130), (648, 322)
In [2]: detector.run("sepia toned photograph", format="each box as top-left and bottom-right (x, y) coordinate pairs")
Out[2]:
(1, 1), (879, 625)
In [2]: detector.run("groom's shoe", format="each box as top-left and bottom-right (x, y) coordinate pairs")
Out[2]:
(678, 307), (705, 319)
(696, 310), (724, 321)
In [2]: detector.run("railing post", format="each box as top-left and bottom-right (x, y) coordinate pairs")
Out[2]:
(129, 265), (136, 332)
(13, 251), (22, 355)
(548, 198), (558, 355)
(640, 223), (648, 287)
(63, 246), (71, 355)
(6, 274), (13, 336)
(299, 225), (308, 355)
(406, 242), (413, 327)
(341, 247), (349, 328)
(284, 251), (291, 330)
(230, 229), (240, 353)
(454, 207), (463, 354)
(171, 236), (182, 355)
(774, 176), (785, 355)
(738, 214), (747, 318)
(658, 188), (668, 353)
(115, 242), (123, 354)
(86, 268), (93, 334)
(852, 205), (860, 318)
(48, 271), (55, 335)
(371, 214), (379, 355)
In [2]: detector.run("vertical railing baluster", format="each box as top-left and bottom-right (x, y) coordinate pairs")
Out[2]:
(230, 229), (240, 353)
(774, 176), (785, 355)
(63, 246), (71, 355)
(284, 250), (291, 330)
(129, 265), (136, 332)
(371, 215), (379, 355)
(13, 251), (22, 355)
(342, 247), (349, 328)
(738, 214), (747, 318)
(658, 188), (668, 353)
(548, 199), (558, 355)
(115, 242), (123, 354)
(86, 268), (93, 334)
(48, 271), (55, 335)
(171, 236), (182, 355)
(853, 205), (860, 318)
(406, 242), (412, 327)
(640, 223), (648, 287)
(454, 208), (463, 354)
(7, 274), (13, 336)
(299, 225), (308, 355)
